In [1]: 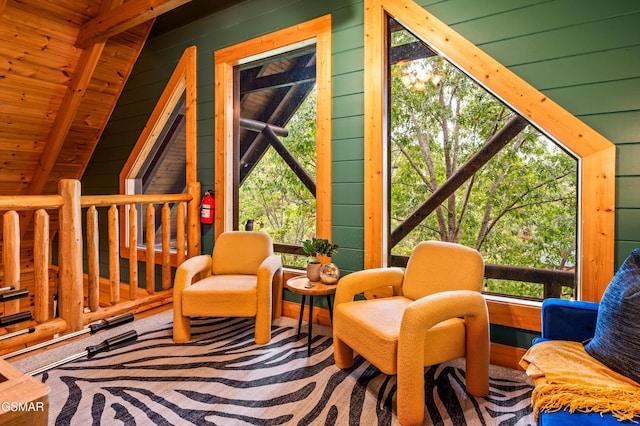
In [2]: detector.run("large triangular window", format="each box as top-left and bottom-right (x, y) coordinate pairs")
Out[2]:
(388, 19), (578, 300)
(364, 0), (615, 306)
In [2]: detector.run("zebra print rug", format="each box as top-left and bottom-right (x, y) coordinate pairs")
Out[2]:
(26, 312), (534, 425)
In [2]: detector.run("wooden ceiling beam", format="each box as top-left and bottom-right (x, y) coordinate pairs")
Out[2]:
(23, 43), (106, 198)
(24, 0), (124, 202)
(76, 0), (191, 48)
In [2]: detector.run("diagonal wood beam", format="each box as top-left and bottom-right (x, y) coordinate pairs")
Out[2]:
(0, 0), (7, 16)
(19, 1), (122, 234)
(390, 115), (528, 247)
(261, 125), (316, 196)
(76, 0), (191, 48)
(25, 44), (105, 199)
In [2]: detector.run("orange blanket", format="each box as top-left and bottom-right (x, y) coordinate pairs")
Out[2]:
(519, 340), (640, 422)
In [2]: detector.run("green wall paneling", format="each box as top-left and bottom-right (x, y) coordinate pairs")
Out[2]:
(617, 242), (640, 268)
(615, 209), (640, 242)
(616, 177), (640, 208)
(333, 160), (363, 183)
(84, 0), (640, 301)
(546, 79), (640, 117)
(581, 111), (640, 145)
(333, 92), (365, 119)
(510, 46), (640, 91)
(332, 205), (364, 228)
(490, 324), (540, 350)
(618, 144), (640, 175)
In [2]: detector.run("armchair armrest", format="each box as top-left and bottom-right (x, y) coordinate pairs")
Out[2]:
(257, 254), (283, 305)
(398, 290), (490, 406)
(535, 298), (599, 344)
(173, 255), (212, 294)
(334, 267), (405, 307)
(400, 290), (488, 334)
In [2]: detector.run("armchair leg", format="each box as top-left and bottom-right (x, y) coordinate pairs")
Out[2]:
(333, 336), (354, 369)
(397, 361), (426, 426)
(255, 301), (272, 344)
(173, 311), (191, 343)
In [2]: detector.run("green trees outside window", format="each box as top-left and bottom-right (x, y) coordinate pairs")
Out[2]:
(388, 22), (578, 299)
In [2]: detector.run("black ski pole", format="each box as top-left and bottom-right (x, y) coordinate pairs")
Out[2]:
(27, 330), (138, 376)
(2, 312), (134, 360)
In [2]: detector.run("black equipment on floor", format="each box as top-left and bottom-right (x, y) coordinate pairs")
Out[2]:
(27, 330), (138, 376)
(2, 312), (135, 360)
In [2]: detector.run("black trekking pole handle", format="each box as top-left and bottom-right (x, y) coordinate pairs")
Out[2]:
(0, 311), (32, 327)
(87, 330), (138, 358)
(0, 289), (29, 302)
(88, 312), (135, 334)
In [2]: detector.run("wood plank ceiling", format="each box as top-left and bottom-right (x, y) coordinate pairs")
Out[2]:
(0, 0), (191, 203)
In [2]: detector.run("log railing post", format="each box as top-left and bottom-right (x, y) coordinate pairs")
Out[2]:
(87, 205), (100, 312)
(176, 201), (186, 266)
(187, 181), (201, 258)
(108, 204), (120, 305)
(128, 203), (138, 300)
(34, 209), (50, 322)
(145, 203), (155, 294)
(2, 211), (21, 326)
(58, 179), (84, 332)
(161, 203), (171, 289)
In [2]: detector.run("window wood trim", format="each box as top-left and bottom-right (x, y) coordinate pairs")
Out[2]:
(214, 15), (333, 242)
(119, 46), (197, 265)
(364, 0), (615, 317)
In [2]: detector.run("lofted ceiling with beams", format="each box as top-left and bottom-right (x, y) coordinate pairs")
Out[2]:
(0, 0), (198, 201)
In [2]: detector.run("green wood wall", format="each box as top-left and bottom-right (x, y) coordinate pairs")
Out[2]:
(84, 0), (640, 279)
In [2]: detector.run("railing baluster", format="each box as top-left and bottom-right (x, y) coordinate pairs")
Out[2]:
(108, 204), (120, 305)
(187, 182), (201, 258)
(146, 203), (155, 294)
(162, 203), (171, 290)
(176, 201), (186, 266)
(3, 211), (21, 326)
(128, 203), (138, 300)
(34, 209), (50, 322)
(87, 205), (100, 312)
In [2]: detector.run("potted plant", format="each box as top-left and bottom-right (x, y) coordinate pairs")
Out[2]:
(301, 237), (339, 281)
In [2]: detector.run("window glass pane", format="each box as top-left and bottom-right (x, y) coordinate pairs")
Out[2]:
(235, 46), (317, 268)
(388, 19), (578, 300)
(125, 93), (187, 250)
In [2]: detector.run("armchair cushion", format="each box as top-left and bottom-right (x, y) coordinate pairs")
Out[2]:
(585, 248), (640, 383)
(182, 275), (258, 317)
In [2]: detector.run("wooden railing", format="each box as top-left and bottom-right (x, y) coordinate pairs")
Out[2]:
(0, 179), (201, 351)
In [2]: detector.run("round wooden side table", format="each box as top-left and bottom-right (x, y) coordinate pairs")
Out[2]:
(285, 276), (337, 356)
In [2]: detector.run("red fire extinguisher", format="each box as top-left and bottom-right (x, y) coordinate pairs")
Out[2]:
(200, 190), (214, 224)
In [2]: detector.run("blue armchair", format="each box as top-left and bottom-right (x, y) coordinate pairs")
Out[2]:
(533, 298), (598, 344)
(529, 299), (638, 426)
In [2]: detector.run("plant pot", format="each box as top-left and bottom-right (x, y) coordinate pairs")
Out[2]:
(306, 262), (322, 282)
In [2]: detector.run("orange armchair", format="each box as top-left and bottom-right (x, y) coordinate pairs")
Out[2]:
(333, 241), (489, 425)
(172, 231), (283, 344)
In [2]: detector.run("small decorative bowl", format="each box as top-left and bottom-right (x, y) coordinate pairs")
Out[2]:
(319, 263), (340, 284)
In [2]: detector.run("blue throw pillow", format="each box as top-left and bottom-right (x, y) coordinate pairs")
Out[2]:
(585, 248), (640, 383)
